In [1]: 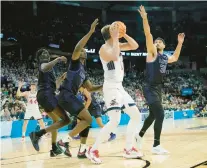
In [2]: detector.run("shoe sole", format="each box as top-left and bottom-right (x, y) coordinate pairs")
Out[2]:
(123, 153), (144, 159)
(85, 151), (102, 164)
(29, 133), (39, 151)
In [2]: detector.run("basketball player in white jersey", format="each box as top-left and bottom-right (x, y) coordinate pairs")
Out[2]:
(86, 23), (143, 164)
(17, 81), (45, 141)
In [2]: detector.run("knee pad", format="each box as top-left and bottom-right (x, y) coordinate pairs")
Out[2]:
(79, 126), (90, 137)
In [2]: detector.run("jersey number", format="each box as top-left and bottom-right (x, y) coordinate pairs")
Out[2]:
(29, 99), (37, 104)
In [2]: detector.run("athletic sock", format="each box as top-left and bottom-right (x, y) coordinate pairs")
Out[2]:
(79, 144), (86, 153)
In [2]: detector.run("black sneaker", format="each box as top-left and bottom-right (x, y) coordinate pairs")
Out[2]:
(77, 149), (87, 159)
(50, 145), (63, 157)
(29, 132), (40, 151)
(57, 140), (72, 157)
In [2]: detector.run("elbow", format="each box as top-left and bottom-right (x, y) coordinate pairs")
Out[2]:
(132, 43), (139, 50)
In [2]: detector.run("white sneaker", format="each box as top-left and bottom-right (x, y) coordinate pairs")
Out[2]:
(86, 147), (102, 164)
(135, 133), (143, 150)
(123, 147), (144, 159)
(152, 145), (169, 155)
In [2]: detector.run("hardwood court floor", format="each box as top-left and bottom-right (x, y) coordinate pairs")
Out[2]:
(1, 118), (207, 168)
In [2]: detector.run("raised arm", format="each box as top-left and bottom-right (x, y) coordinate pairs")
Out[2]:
(16, 81), (28, 98)
(119, 34), (139, 51)
(168, 33), (185, 63)
(72, 19), (98, 61)
(41, 56), (67, 72)
(82, 79), (103, 93)
(79, 87), (91, 110)
(138, 5), (156, 56)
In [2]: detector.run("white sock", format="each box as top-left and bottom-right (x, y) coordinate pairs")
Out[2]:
(64, 135), (73, 142)
(91, 110), (121, 151)
(22, 132), (25, 137)
(80, 144), (86, 153)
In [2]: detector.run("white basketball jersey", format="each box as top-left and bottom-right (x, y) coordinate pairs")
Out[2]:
(100, 53), (124, 83)
(27, 91), (39, 111)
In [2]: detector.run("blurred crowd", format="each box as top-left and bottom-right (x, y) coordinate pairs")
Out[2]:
(1, 58), (207, 121)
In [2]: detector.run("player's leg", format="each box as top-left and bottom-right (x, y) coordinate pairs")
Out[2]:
(57, 91), (92, 157)
(77, 126), (90, 158)
(86, 87), (122, 164)
(121, 88), (143, 158)
(22, 120), (29, 141)
(47, 112), (63, 157)
(30, 91), (70, 151)
(95, 114), (116, 141)
(150, 102), (169, 154)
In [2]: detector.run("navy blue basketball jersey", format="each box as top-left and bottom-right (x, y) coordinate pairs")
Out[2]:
(38, 61), (56, 92)
(61, 59), (87, 95)
(145, 53), (168, 84)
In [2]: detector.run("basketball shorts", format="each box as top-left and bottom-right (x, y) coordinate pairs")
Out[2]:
(37, 90), (58, 113)
(88, 104), (102, 118)
(24, 108), (42, 120)
(58, 89), (85, 117)
(103, 82), (136, 111)
(143, 84), (162, 105)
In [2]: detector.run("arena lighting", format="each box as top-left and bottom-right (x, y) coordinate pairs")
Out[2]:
(85, 48), (96, 53)
(48, 43), (60, 49)
(0, 33), (3, 38)
(7, 37), (17, 41)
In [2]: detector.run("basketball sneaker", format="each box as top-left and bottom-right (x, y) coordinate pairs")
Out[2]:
(29, 132), (40, 151)
(123, 147), (144, 159)
(152, 145), (169, 155)
(135, 133), (143, 150)
(86, 147), (102, 164)
(108, 132), (116, 141)
(57, 139), (72, 157)
(77, 149), (87, 159)
(50, 144), (63, 157)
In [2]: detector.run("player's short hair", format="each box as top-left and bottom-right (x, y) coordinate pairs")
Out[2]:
(36, 48), (50, 62)
(101, 25), (111, 41)
(154, 37), (166, 45)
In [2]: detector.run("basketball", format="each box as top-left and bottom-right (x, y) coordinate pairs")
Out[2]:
(110, 21), (126, 38)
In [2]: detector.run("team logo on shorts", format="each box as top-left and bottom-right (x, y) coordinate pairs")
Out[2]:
(110, 99), (118, 106)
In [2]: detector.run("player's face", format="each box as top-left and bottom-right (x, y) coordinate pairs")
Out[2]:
(30, 84), (36, 91)
(154, 40), (165, 51)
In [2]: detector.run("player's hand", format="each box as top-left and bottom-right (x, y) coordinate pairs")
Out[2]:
(58, 56), (67, 63)
(90, 18), (99, 33)
(178, 33), (185, 44)
(110, 23), (119, 40)
(138, 5), (147, 19)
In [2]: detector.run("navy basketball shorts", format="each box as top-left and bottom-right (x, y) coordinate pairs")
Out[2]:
(88, 104), (102, 118)
(58, 89), (85, 117)
(143, 84), (162, 105)
(37, 90), (58, 113)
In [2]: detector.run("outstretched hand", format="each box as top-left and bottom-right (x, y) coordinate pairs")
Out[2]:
(178, 33), (185, 44)
(138, 5), (147, 19)
(90, 18), (99, 33)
